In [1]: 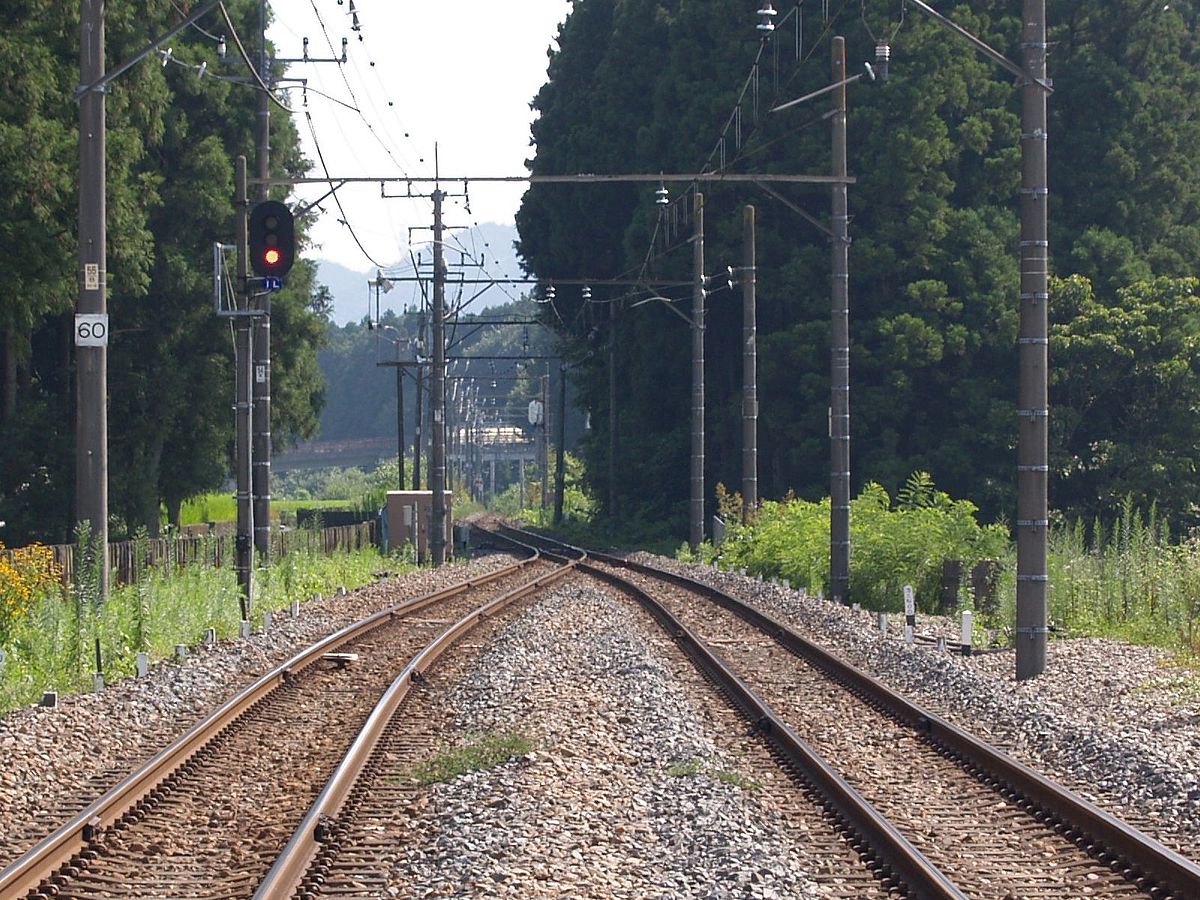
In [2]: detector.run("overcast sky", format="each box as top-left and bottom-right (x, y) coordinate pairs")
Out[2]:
(267, 0), (571, 272)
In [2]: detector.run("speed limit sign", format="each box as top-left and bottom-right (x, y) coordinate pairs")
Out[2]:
(75, 313), (109, 347)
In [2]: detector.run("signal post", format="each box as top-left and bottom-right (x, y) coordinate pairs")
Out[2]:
(231, 158), (294, 611)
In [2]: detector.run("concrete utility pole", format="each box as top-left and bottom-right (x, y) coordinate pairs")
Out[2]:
(234, 158), (254, 611)
(690, 192), (706, 551)
(1016, 0), (1050, 680)
(608, 300), (618, 519)
(252, 0), (272, 557)
(395, 365), (406, 490)
(430, 189), (448, 566)
(541, 371), (550, 511)
(554, 363), (568, 525)
(413, 363), (423, 490)
(830, 37), (852, 606)
(742, 204), (758, 523)
(78, 0), (109, 601)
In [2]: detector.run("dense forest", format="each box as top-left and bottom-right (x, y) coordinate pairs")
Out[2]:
(516, 0), (1200, 534)
(0, 1), (325, 544)
(4, 1), (1200, 548)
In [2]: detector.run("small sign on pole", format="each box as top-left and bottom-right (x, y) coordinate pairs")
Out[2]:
(75, 313), (109, 347)
(903, 584), (915, 644)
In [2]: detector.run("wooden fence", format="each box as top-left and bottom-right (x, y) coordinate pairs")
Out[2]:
(1, 522), (377, 588)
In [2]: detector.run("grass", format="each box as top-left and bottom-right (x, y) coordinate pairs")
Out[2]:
(179, 493), (352, 527)
(665, 756), (762, 790)
(0, 542), (408, 713)
(406, 732), (533, 785)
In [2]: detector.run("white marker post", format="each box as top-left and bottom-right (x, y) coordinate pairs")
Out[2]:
(903, 585), (916, 644)
(961, 609), (974, 656)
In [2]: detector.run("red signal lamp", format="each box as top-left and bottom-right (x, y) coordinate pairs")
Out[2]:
(248, 200), (295, 277)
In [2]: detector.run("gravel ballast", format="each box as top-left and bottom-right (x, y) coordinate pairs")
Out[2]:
(2, 552), (1198, 893)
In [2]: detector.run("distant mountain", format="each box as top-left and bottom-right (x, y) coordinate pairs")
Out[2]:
(313, 222), (524, 326)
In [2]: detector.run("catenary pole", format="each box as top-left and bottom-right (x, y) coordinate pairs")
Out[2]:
(742, 204), (758, 523)
(541, 372), (550, 511)
(414, 363), (423, 491)
(234, 158), (254, 612)
(430, 189), (448, 566)
(396, 363), (406, 490)
(690, 191), (706, 551)
(252, 0), (272, 557)
(554, 363), (567, 525)
(830, 36), (852, 606)
(608, 299), (618, 519)
(1016, 0), (1049, 679)
(78, 0), (109, 600)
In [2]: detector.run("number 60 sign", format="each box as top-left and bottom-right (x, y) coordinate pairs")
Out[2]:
(75, 313), (109, 347)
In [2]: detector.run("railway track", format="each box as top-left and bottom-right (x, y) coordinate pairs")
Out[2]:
(5, 526), (1197, 898)
(493, 525), (1200, 900)
(0, 544), (573, 900)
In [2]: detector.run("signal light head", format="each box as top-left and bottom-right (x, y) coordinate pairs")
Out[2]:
(248, 200), (295, 278)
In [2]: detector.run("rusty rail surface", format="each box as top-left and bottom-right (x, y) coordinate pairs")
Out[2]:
(490, 525), (964, 900)
(499, 526), (1200, 900)
(255, 533), (578, 898)
(0, 553), (536, 900)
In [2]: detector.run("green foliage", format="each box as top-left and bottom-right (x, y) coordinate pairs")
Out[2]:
(709, 474), (1008, 612)
(0, 541), (399, 713)
(0, 1), (325, 545)
(1050, 275), (1200, 528)
(516, 0), (1200, 531)
(406, 733), (533, 786)
(664, 755), (761, 790)
(1045, 501), (1200, 652)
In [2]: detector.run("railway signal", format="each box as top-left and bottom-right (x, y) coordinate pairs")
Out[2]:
(248, 200), (295, 278)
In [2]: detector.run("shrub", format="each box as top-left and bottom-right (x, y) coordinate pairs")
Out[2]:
(707, 473), (1009, 613)
(0, 542), (63, 648)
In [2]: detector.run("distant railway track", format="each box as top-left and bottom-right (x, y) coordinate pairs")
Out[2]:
(492, 525), (1200, 900)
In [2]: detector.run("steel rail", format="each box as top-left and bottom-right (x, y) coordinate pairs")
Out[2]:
(582, 542), (1200, 899)
(490, 525), (963, 900)
(255, 542), (579, 898)
(0, 554), (538, 900)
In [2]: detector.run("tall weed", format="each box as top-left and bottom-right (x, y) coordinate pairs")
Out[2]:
(708, 474), (1007, 612)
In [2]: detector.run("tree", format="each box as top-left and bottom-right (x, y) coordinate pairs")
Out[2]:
(517, 0), (1200, 534)
(1050, 275), (1200, 527)
(0, 1), (327, 542)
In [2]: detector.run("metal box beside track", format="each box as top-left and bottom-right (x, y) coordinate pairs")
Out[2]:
(384, 491), (452, 563)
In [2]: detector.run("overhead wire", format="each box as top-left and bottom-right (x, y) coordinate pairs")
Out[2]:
(621, 1), (857, 293)
(305, 109), (386, 268)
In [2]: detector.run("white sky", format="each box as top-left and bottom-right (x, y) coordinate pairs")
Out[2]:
(267, 0), (571, 271)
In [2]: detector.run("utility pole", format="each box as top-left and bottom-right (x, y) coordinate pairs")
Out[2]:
(690, 192), (706, 551)
(830, 36), (852, 606)
(413, 362), (423, 489)
(608, 300), (618, 519)
(234, 158), (254, 611)
(1016, 0), (1049, 680)
(395, 364), (406, 490)
(251, 0), (272, 558)
(78, 0), (109, 601)
(541, 371), (550, 512)
(430, 189), (448, 566)
(742, 204), (758, 523)
(554, 363), (568, 525)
